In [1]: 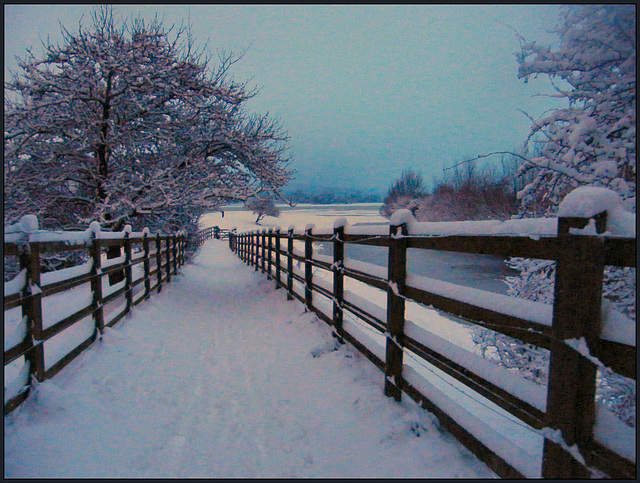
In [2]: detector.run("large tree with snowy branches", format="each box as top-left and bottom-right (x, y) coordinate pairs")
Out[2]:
(4, 6), (292, 234)
(472, 4), (636, 426)
(515, 4), (635, 216)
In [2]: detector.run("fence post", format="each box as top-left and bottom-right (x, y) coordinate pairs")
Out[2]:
(90, 235), (105, 335)
(214, 226), (220, 239)
(333, 224), (345, 340)
(123, 232), (133, 314)
(274, 229), (281, 289)
(164, 237), (172, 283)
(21, 242), (45, 382)
(156, 234), (163, 292)
(143, 232), (151, 300)
(172, 235), (178, 275)
(304, 226), (314, 312)
(253, 232), (258, 269)
(261, 230), (267, 274)
(267, 229), (273, 279)
(287, 228), (294, 301)
(384, 221), (408, 401)
(541, 216), (606, 478)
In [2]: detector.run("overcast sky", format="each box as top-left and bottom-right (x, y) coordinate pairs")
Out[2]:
(4, 4), (562, 195)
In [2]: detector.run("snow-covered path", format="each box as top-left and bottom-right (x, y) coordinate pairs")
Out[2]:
(4, 240), (496, 478)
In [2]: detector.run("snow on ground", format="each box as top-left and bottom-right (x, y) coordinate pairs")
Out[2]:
(4, 239), (496, 478)
(199, 202), (389, 234)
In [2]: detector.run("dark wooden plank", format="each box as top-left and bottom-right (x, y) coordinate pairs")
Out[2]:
(602, 238), (636, 267)
(342, 299), (386, 334)
(39, 305), (95, 341)
(401, 379), (525, 479)
(403, 335), (546, 430)
(595, 339), (636, 380)
(4, 387), (31, 415)
(342, 267), (388, 292)
(403, 284), (554, 349)
(43, 332), (97, 380)
(4, 339), (32, 366)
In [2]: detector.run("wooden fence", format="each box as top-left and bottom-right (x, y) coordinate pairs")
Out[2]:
(195, 226), (234, 245)
(4, 220), (188, 415)
(228, 212), (636, 479)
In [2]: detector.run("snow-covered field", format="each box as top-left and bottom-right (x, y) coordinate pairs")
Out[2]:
(4, 237), (497, 478)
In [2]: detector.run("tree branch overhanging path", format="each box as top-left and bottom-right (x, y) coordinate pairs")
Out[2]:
(4, 5), (293, 235)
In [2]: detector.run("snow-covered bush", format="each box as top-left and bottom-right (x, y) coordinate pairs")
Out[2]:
(380, 169), (428, 218)
(474, 4), (636, 428)
(416, 160), (518, 222)
(246, 197), (280, 224)
(515, 4), (635, 216)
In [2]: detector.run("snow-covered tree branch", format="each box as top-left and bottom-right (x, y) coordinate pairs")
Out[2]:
(516, 4), (635, 217)
(473, 5), (636, 427)
(4, 5), (293, 234)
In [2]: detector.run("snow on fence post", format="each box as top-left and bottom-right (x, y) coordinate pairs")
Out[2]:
(287, 228), (294, 301)
(384, 220), (408, 402)
(541, 213), (607, 478)
(89, 231), (105, 335)
(123, 230), (133, 314)
(21, 242), (46, 382)
(304, 226), (314, 312)
(274, 229), (282, 289)
(332, 223), (345, 340)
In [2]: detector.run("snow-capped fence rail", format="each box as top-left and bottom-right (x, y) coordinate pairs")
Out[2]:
(228, 204), (635, 479)
(4, 216), (188, 415)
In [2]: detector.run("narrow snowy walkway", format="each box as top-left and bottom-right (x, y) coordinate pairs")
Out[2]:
(4, 240), (496, 478)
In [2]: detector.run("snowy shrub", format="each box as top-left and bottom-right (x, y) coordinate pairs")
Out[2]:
(473, 4), (636, 427)
(380, 169), (428, 219)
(246, 197), (280, 224)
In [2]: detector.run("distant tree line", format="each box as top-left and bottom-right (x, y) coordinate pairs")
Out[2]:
(286, 188), (381, 204)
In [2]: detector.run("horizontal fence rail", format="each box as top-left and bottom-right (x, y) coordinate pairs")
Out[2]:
(227, 211), (636, 479)
(4, 218), (188, 415)
(196, 226), (235, 245)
